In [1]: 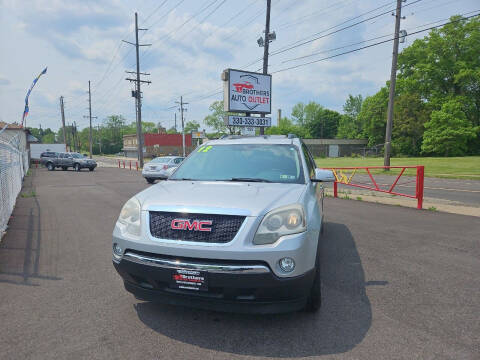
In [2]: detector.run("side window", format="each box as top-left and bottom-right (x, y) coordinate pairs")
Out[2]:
(59, 153), (65, 158)
(174, 158), (182, 164)
(302, 144), (315, 179)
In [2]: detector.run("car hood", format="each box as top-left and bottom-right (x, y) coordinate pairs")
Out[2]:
(135, 180), (306, 217)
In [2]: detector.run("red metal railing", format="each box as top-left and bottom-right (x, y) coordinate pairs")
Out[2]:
(325, 166), (424, 209)
(117, 159), (139, 171)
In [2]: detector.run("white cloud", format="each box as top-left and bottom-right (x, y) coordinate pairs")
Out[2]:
(0, 0), (478, 130)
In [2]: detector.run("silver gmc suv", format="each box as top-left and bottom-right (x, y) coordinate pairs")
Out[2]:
(112, 135), (334, 313)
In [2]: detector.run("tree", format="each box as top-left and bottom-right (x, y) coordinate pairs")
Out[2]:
(166, 126), (178, 134)
(184, 120), (200, 133)
(337, 94), (363, 139)
(392, 93), (430, 156)
(265, 117), (308, 138)
(290, 101), (339, 138)
(306, 108), (340, 139)
(397, 15), (480, 154)
(203, 101), (241, 134)
(421, 99), (477, 156)
(291, 103), (307, 126)
(343, 94), (363, 119)
(101, 115), (126, 154)
(42, 133), (55, 144)
(123, 121), (157, 135)
(336, 115), (357, 139)
(357, 87), (389, 147)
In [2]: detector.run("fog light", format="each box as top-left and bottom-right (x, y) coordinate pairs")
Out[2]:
(279, 257), (295, 273)
(113, 243), (122, 255)
(113, 243), (123, 260)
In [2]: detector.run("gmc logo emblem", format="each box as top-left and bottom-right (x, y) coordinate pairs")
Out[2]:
(171, 219), (213, 232)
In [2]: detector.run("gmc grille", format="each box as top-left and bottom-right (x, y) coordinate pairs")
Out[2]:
(149, 211), (246, 244)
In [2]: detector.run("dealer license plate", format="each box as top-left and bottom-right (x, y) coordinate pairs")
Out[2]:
(171, 269), (208, 291)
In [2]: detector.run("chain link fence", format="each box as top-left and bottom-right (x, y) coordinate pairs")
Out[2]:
(0, 125), (29, 235)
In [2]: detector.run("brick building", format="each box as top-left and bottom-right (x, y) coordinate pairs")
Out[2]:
(122, 133), (194, 158)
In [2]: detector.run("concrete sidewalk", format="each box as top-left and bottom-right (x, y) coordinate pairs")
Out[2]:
(322, 174), (480, 217)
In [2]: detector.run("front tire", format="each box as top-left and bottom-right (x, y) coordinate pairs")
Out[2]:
(146, 178), (155, 184)
(74, 163), (81, 172)
(47, 163), (54, 171)
(89, 167), (95, 172)
(304, 237), (322, 312)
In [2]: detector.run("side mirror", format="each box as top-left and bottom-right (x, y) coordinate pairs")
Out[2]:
(311, 168), (335, 182)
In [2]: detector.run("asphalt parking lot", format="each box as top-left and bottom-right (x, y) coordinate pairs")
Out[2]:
(1, 167), (479, 359)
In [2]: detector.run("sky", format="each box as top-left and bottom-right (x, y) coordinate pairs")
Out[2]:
(0, 0), (478, 132)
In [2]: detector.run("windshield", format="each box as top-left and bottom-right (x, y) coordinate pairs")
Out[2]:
(170, 144), (304, 184)
(151, 157), (172, 163)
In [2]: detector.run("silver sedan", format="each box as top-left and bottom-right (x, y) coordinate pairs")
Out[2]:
(142, 156), (184, 184)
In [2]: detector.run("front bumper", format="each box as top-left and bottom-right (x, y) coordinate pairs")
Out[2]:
(80, 162), (97, 168)
(113, 250), (314, 313)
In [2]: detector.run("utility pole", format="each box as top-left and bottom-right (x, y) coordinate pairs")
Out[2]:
(277, 108), (281, 125)
(260, 0), (272, 135)
(73, 121), (78, 151)
(84, 81), (97, 158)
(257, 0), (275, 136)
(97, 125), (102, 154)
(71, 125), (76, 152)
(59, 96), (67, 147)
(176, 96), (188, 157)
(123, 12), (151, 168)
(384, 0), (404, 167)
(174, 112), (177, 132)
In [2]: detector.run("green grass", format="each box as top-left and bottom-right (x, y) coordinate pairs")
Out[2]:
(20, 190), (36, 198)
(315, 156), (480, 179)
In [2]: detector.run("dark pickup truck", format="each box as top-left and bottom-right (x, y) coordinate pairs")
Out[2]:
(44, 152), (97, 172)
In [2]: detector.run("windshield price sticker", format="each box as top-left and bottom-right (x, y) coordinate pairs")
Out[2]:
(226, 116), (271, 127)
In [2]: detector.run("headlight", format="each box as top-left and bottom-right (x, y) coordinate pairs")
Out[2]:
(253, 204), (306, 245)
(117, 197), (141, 236)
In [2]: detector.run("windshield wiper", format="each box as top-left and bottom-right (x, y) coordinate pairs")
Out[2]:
(228, 177), (272, 183)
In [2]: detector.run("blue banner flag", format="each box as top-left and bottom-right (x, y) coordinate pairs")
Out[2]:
(22, 66), (48, 127)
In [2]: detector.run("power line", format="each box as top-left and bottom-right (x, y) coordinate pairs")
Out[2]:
(270, 0), (425, 58)
(223, 7), (265, 42)
(86, 1), (183, 101)
(143, 0), (169, 23)
(141, 0), (215, 65)
(219, 0), (257, 27)
(270, 13), (479, 74)
(181, 0), (227, 38)
(283, 7), (480, 65)
(146, 0), (186, 29)
(276, 0), (357, 30)
(157, 0), (217, 42)
(282, 32), (394, 64)
(243, 0), (401, 70)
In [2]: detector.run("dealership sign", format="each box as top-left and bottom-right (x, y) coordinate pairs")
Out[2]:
(222, 69), (272, 114)
(225, 115), (271, 127)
